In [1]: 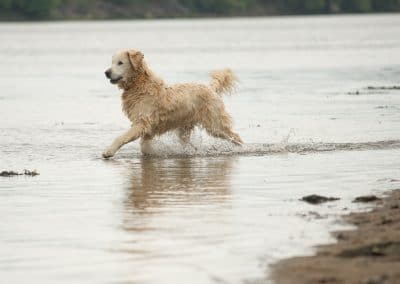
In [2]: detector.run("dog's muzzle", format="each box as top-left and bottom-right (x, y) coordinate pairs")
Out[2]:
(110, 77), (122, 84)
(105, 69), (122, 84)
(105, 69), (112, 79)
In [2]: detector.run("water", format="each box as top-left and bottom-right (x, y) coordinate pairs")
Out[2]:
(1, 14), (400, 284)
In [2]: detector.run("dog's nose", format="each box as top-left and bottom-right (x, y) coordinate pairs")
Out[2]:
(105, 69), (111, 78)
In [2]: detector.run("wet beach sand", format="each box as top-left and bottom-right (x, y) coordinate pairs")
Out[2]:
(272, 189), (400, 284)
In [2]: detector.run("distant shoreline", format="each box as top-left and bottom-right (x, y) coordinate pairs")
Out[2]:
(1, 0), (399, 22)
(0, 11), (399, 22)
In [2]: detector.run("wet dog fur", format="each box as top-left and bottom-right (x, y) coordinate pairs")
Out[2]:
(103, 49), (243, 158)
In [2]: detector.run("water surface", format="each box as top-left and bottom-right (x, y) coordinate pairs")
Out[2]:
(1, 14), (400, 284)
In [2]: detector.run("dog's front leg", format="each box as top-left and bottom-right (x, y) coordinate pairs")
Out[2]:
(102, 126), (141, 158)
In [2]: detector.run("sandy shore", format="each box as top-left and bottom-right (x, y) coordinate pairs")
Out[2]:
(272, 189), (400, 284)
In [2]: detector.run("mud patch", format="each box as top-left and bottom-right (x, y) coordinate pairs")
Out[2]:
(272, 189), (400, 284)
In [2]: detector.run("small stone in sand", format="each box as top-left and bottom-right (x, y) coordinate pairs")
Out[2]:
(301, 194), (340, 204)
(353, 195), (381, 203)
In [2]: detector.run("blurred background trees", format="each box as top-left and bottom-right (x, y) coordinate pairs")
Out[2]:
(0, 0), (399, 20)
(0, 0), (60, 19)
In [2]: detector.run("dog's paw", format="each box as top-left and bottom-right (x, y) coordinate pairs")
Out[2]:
(102, 149), (115, 159)
(231, 139), (243, 146)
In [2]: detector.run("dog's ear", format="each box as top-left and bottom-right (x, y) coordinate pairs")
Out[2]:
(128, 50), (144, 70)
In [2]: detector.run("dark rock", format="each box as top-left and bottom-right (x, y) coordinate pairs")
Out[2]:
(353, 195), (381, 203)
(336, 232), (348, 240)
(301, 194), (340, 205)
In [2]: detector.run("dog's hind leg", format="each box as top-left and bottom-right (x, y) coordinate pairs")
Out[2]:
(223, 128), (243, 145)
(140, 135), (154, 155)
(206, 127), (243, 146)
(202, 108), (243, 146)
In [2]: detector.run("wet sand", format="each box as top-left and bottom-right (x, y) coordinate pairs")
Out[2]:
(272, 189), (400, 284)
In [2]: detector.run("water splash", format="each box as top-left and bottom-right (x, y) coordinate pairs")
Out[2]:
(120, 138), (400, 159)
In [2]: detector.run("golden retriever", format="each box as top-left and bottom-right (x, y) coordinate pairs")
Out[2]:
(102, 49), (243, 158)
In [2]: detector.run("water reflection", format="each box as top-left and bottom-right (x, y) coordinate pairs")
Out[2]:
(118, 157), (238, 281)
(123, 157), (235, 220)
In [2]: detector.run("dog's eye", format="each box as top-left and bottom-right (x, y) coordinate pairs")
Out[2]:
(118, 61), (123, 65)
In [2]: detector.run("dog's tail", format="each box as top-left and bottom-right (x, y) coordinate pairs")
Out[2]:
(210, 69), (237, 95)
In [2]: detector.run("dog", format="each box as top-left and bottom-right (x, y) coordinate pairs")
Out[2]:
(103, 49), (243, 158)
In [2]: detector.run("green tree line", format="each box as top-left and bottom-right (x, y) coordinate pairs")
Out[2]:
(0, 0), (399, 20)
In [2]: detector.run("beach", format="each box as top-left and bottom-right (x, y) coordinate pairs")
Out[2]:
(272, 189), (400, 284)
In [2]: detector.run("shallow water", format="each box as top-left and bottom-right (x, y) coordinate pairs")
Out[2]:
(1, 14), (400, 284)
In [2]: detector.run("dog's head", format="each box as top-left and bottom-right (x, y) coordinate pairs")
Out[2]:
(105, 49), (145, 85)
